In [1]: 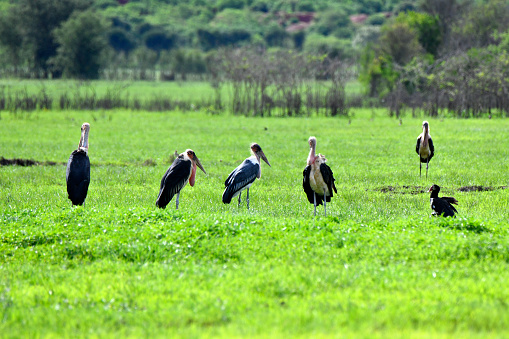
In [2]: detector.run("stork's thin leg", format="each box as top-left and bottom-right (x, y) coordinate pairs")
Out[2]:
(176, 193), (180, 210)
(313, 192), (317, 216)
(426, 158), (429, 179)
(238, 192), (242, 208)
(324, 191), (327, 217)
(247, 188), (250, 210)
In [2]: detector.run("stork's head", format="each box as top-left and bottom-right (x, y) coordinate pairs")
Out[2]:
(422, 121), (429, 132)
(251, 143), (271, 167)
(428, 184), (440, 193)
(184, 149), (206, 174)
(308, 136), (317, 149)
(78, 122), (90, 153)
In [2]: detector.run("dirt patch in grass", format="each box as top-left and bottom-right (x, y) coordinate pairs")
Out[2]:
(0, 157), (58, 166)
(458, 185), (508, 192)
(375, 185), (427, 195)
(376, 185), (508, 194)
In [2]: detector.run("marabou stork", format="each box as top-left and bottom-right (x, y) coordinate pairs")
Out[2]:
(156, 149), (206, 209)
(416, 120), (434, 178)
(428, 184), (458, 217)
(303, 136), (337, 216)
(66, 122), (91, 206)
(222, 143), (271, 209)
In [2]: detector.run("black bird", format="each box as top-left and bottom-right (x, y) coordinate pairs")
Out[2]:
(428, 184), (458, 217)
(156, 149), (206, 209)
(66, 122), (91, 206)
(303, 136), (337, 216)
(222, 143), (271, 209)
(416, 120), (434, 178)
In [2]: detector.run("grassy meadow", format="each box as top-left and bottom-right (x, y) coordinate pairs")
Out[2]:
(1, 105), (509, 337)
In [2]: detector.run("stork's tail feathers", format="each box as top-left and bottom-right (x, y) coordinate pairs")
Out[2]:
(222, 187), (235, 204)
(155, 189), (172, 209)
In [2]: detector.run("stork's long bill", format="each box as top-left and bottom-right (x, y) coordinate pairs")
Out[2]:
(185, 149), (206, 187)
(251, 143), (271, 166)
(422, 121), (429, 147)
(78, 123), (90, 153)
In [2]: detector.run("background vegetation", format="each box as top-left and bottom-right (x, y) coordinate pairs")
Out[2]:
(1, 0), (509, 116)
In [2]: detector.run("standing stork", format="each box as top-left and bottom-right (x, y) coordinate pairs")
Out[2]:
(156, 149), (206, 209)
(222, 143), (271, 209)
(416, 120), (434, 178)
(66, 122), (91, 206)
(303, 136), (337, 216)
(428, 184), (458, 217)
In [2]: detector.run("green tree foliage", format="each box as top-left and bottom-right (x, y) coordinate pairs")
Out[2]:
(0, 0), (92, 77)
(264, 24), (289, 47)
(292, 31), (306, 50)
(217, 0), (246, 11)
(171, 49), (207, 77)
(250, 0), (269, 12)
(0, 11), (24, 69)
(50, 10), (107, 79)
(355, 0), (383, 15)
(395, 12), (441, 57)
(313, 10), (351, 37)
(303, 34), (353, 59)
(109, 28), (137, 58)
(457, 0), (509, 48)
(197, 28), (251, 51)
(380, 20), (422, 65)
(143, 29), (176, 61)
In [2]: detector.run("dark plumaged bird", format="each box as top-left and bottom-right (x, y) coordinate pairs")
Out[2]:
(66, 122), (91, 206)
(428, 184), (458, 217)
(222, 143), (271, 209)
(156, 149), (206, 209)
(303, 136), (337, 216)
(416, 120), (434, 178)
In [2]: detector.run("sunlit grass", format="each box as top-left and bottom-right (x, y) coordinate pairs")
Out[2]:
(1, 109), (509, 337)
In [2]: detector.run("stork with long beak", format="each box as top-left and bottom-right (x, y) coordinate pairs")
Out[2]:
(66, 122), (91, 206)
(303, 136), (337, 216)
(416, 121), (434, 178)
(222, 143), (271, 210)
(156, 149), (206, 209)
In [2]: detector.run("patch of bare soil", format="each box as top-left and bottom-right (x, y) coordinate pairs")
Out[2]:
(0, 157), (57, 166)
(376, 185), (426, 195)
(458, 185), (508, 192)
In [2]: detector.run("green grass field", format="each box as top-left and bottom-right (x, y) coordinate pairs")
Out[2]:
(1, 107), (509, 337)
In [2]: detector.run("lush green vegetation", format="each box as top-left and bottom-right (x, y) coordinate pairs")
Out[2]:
(1, 0), (509, 116)
(1, 109), (508, 336)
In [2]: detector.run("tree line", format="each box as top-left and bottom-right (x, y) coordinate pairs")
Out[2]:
(0, 0), (508, 116)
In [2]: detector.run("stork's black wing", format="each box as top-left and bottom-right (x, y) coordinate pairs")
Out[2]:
(66, 150), (90, 206)
(302, 165), (315, 204)
(222, 159), (259, 204)
(431, 197), (456, 217)
(428, 137), (434, 161)
(320, 163), (337, 202)
(156, 157), (191, 209)
(441, 196), (458, 206)
(415, 137), (421, 155)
